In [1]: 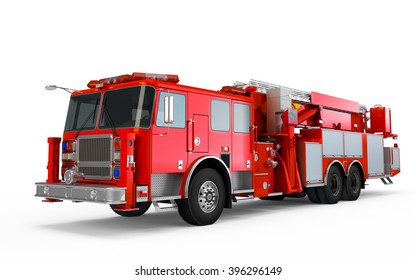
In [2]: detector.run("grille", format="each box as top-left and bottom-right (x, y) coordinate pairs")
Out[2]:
(78, 167), (112, 178)
(78, 137), (112, 161)
(77, 135), (112, 179)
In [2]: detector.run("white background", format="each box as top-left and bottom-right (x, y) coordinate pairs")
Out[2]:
(0, 0), (414, 279)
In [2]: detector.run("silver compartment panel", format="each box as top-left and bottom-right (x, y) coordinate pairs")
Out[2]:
(384, 147), (400, 174)
(151, 173), (183, 197)
(232, 171), (253, 191)
(297, 142), (323, 186)
(344, 132), (363, 157)
(367, 134), (384, 176)
(322, 130), (343, 157)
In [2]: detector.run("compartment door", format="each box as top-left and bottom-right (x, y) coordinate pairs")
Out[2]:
(192, 114), (209, 153)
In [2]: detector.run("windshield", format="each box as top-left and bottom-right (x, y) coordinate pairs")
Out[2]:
(64, 92), (101, 132)
(99, 86), (155, 129)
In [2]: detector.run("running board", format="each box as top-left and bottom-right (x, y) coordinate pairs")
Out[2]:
(233, 189), (254, 194)
(232, 194), (254, 202)
(152, 198), (179, 212)
(268, 192), (284, 197)
(380, 177), (393, 185)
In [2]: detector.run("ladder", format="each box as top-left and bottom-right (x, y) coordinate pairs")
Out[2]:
(235, 79), (312, 103)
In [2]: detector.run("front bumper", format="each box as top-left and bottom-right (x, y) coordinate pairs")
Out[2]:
(35, 182), (126, 204)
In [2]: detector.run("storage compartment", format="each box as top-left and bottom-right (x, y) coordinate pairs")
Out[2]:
(253, 142), (275, 197)
(370, 107), (392, 135)
(367, 134), (384, 176)
(296, 142), (323, 186)
(384, 147), (400, 176)
(344, 132), (363, 157)
(322, 129), (343, 157)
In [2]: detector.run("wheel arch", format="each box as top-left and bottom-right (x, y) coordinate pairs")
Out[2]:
(324, 160), (346, 185)
(183, 156), (232, 208)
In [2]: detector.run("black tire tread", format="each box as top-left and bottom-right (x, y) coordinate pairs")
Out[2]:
(110, 202), (151, 217)
(306, 187), (321, 203)
(342, 165), (362, 201)
(177, 168), (225, 226)
(317, 166), (343, 204)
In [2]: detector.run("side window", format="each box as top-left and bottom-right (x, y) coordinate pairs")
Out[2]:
(211, 99), (230, 131)
(234, 103), (250, 133)
(156, 92), (185, 128)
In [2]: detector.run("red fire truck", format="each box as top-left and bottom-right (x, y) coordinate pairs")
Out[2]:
(36, 72), (400, 225)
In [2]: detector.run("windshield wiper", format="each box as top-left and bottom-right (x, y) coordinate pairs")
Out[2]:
(103, 108), (119, 137)
(74, 110), (95, 139)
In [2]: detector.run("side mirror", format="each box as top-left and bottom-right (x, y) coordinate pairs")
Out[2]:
(164, 95), (174, 124)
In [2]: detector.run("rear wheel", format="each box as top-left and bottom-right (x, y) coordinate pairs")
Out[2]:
(306, 187), (321, 203)
(110, 202), (151, 217)
(177, 168), (225, 226)
(317, 166), (343, 204)
(342, 165), (362, 201)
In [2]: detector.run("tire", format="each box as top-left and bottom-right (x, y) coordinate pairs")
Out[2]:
(110, 202), (151, 217)
(260, 195), (285, 201)
(342, 165), (362, 201)
(177, 168), (225, 226)
(287, 192), (306, 198)
(306, 187), (321, 203)
(317, 166), (343, 204)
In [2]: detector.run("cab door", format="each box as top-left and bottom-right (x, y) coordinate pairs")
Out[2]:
(152, 91), (187, 173)
(231, 101), (253, 191)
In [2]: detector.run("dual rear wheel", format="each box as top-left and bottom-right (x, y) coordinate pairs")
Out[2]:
(306, 165), (362, 204)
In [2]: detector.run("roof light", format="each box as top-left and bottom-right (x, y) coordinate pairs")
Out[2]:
(220, 86), (246, 95)
(131, 72), (179, 83)
(87, 72), (180, 88)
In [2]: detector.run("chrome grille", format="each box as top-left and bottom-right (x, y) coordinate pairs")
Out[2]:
(77, 135), (112, 179)
(78, 137), (112, 161)
(78, 167), (112, 178)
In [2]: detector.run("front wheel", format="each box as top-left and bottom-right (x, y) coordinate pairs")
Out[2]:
(110, 202), (151, 217)
(177, 168), (225, 226)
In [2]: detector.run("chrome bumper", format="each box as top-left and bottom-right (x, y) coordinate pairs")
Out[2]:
(35, 182), (126, 204)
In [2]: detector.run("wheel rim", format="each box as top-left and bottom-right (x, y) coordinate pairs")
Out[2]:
(351, 173), (360, 193)
(198, 181), (219, 213)
(330, 174), (341, 196)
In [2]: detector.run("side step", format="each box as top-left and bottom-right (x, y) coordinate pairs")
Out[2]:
(152, 195), (181, 212)
(380, 177), (393, 185)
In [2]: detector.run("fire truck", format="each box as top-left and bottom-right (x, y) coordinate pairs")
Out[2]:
(35, 72), (400, 225)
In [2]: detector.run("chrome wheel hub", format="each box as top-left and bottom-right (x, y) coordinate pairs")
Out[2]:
(198, 181), (219, 213)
